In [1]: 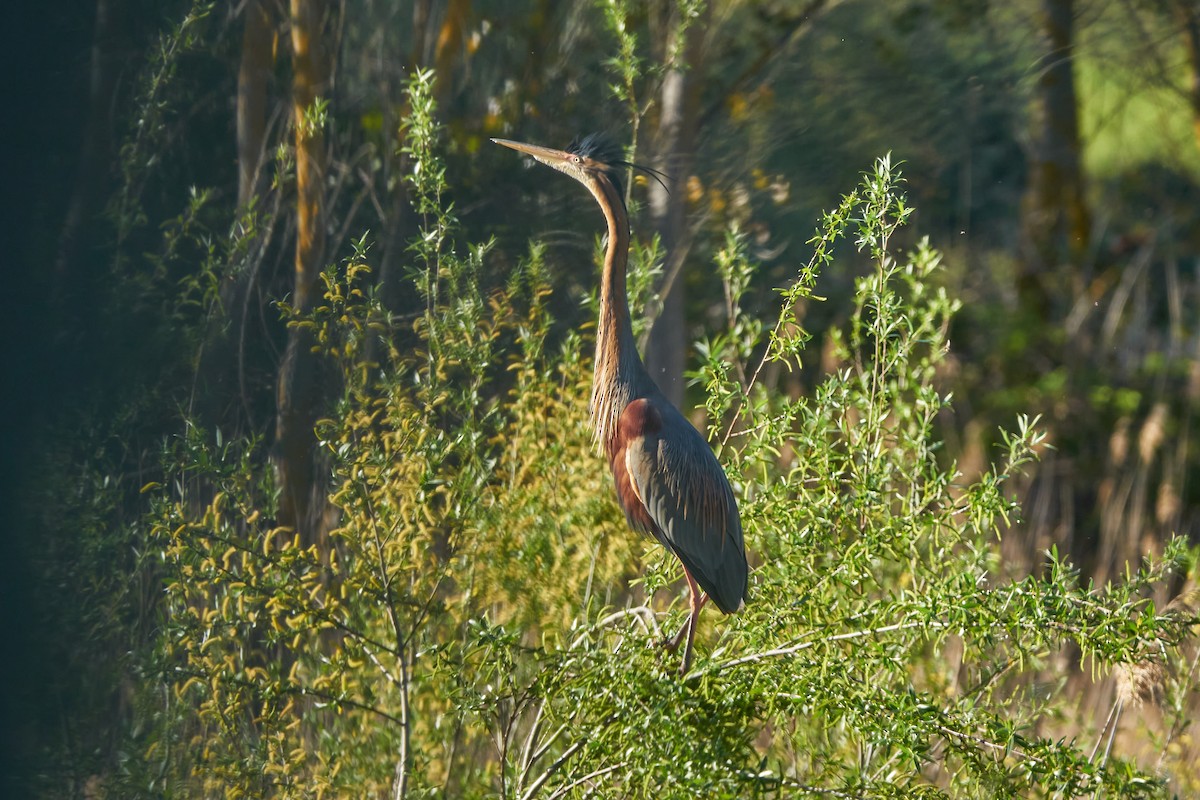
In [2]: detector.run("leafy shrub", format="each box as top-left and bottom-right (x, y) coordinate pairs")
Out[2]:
(139, 72), (1195, 799)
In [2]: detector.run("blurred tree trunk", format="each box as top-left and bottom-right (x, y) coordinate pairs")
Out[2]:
(412, 0), (433, 65)
(1019, 0), (1089, 316)
(195, 0), (280, 431)
(1178, 0), (1200, 150)
(646, 1), (706, 408)
(275, 0), (330, 544)
(238, 0), (273, 207)
(434, 0), (469, 101)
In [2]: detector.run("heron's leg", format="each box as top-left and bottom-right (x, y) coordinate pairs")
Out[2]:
(661, 570), (706, 673)
(677, 571), (705, 675)
(664, 577), (708, 652)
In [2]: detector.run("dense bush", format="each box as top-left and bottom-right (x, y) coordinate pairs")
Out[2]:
(120, 73), (1199, 798)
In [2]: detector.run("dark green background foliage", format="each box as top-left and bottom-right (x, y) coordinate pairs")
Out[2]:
(7, 0), (1200, 797)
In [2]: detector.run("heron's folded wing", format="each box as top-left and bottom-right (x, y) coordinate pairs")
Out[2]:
(625, 420), (747, 614)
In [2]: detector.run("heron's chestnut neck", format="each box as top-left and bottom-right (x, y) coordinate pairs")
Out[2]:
(586, 171), (649, 450)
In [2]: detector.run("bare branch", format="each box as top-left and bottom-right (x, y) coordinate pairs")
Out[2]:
(519, 740), (585, 800)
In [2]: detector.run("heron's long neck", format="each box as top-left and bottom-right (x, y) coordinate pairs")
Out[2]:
(587, 175), (644, 450)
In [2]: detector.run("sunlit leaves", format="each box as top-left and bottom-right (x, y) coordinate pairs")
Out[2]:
(140, 70), (1195, 800)
(683, 155), (1187, 798)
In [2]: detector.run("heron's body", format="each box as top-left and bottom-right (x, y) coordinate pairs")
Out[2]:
(493, 134), (748, 671)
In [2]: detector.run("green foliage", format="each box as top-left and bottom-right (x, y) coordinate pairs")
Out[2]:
(142, 70), (639, 798)
(686, 157), (1195, 797)
(133, 76), (1199, 797)
(20, 2), (1200, 798)
(599, 0), (643, 118)
(112, 1), (216, 250)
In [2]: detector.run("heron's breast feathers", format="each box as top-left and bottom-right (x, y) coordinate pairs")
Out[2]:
(607, 397), (739, 546)
(606, 396), (748, 613)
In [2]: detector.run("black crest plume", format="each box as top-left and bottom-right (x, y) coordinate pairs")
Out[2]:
(566, 132), (670, 204)
(567, 132), (624, 165)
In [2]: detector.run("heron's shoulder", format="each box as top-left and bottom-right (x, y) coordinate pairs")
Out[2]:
(616, 396), (665, 439)
(620, 397), (727, 475)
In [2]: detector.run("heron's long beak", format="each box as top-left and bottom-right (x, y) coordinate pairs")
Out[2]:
(491, 138), (571, 169)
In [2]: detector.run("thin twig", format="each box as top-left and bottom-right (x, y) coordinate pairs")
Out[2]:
(529, 722), (571, 768)
(519, 740), (585, 800)
(1089, 700), (1120, 763)
(720, 224), (836, 447)
(354, 472), (412, 800)
(517, 699), (547, 794)
(569, 606), (662, 650)
(545, 762), (628, 800)
(1098, 700), (1122, 771)
(691, 619), (937, 678)
(293, 684), (405, 727)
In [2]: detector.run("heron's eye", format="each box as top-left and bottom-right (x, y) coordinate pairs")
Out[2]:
(572, 155), (582, 165)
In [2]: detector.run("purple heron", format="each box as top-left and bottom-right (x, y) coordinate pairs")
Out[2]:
(493, 134), (748, 673)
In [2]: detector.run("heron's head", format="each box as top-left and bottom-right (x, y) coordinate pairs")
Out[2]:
(491, 133), (665, 205)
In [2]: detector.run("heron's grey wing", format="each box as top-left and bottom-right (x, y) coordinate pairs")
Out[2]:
(624, 405), (747, 614)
